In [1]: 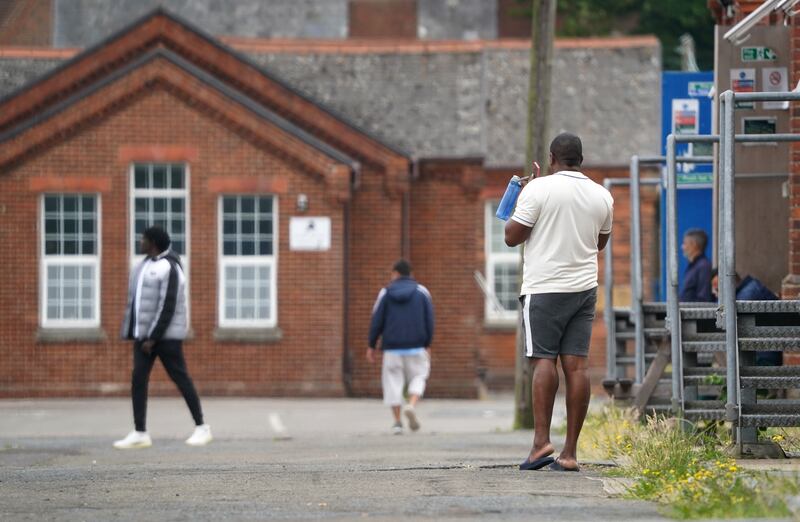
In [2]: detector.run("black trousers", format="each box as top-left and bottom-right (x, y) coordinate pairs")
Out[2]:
(132, 339), (204, 432)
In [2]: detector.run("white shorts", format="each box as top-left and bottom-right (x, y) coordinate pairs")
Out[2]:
(381, 350), (431, 406)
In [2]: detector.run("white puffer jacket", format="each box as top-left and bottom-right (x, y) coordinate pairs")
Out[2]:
(120, 250), (188, 341)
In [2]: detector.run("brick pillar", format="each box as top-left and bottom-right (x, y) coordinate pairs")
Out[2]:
(782, 22), (800, 300)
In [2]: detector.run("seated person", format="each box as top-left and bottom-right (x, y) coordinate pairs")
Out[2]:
(711, 269), (782, 367)
(680, 229), (714, 302)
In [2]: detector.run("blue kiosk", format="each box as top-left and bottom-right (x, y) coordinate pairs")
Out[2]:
(658, 72), (715, 300)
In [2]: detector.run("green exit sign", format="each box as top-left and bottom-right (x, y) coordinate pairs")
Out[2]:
(742, 46), (777, 61)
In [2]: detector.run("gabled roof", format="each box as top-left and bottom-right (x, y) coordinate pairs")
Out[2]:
(0, 8), (410, 170)
(0, 47), (360, 184)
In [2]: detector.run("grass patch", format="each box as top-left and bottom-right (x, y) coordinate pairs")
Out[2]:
(580, 403), (800, 519)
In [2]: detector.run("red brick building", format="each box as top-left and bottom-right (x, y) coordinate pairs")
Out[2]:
(0, 9), (662, 398)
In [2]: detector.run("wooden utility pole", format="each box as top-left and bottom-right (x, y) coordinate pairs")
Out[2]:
(514, 0), (557, 429)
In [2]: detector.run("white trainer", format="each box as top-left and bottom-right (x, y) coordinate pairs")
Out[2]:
(404, 406), (420, 432)
(391, 422), (403, 435)
(186, 424), (213, 446)
(113, 430), (152, 449)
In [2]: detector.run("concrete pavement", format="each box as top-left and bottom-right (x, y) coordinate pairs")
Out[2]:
(0, 396), (667, 521)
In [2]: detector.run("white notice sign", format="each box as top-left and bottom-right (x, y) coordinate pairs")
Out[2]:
(762, 67), (789, 110)
(289, 217), (331, 251)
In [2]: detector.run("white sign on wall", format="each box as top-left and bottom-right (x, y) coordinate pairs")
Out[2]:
(289, 217), (331, 251)
(762, 67), (789, 110)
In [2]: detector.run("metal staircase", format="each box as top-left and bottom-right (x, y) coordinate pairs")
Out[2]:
(681, 301), (800, 431)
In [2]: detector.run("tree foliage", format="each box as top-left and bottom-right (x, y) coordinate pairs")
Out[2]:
(515, 0), (716, 71)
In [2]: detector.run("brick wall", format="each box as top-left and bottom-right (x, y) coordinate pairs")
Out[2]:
(785, 20), (800, 366)
(348, 0), (417, 39)
(0, 88), (349, 398)
(0, 0), (52, 47)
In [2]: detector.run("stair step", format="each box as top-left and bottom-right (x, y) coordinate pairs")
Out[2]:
(685, 375), (725, 385)
(739, 326), (800, 338)
(682, 338), (800, 352)
(683, 367), (725, 377)
(682, 341), (725, 353)
(740, 414), (800, 428)
(685, 400), (725, 410)
(616, 354), (658, 364)
(741, 376), (800, 389)
(685, 409), (726, 421)
(681, 307), (719, 320)
(697, 353), (716, 365)
(742, 400), (800, 414)
(741, 366), (800, 377)
(683, 332), (725, 342)
(736, 300), (800, 314)
(613, 308), (632, 319)
(642, 302), (667, 314)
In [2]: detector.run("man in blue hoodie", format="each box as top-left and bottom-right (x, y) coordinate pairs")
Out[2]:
(368, 260), (435, 435)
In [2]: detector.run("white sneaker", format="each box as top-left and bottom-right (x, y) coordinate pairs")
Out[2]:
(186, 424), (212, 446)
(392, 422), (403, 435)
(404, 406), (420, 432)
(113, 430), (152, 449)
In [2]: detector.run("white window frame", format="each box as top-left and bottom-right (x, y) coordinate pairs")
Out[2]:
(128, 163), (191, 271)
(484, 200), (519, 324)
(39, 193), (102, 328)
(217, 195), (279, 328)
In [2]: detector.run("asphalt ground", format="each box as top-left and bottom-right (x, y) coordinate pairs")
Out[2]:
(0, 396), (670, 521)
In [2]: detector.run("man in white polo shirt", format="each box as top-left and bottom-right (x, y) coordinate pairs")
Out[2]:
(505, 133), (613, 472)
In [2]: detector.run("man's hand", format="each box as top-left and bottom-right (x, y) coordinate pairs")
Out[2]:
(366, 348), (376, 364)
(141, 339), (156, 355)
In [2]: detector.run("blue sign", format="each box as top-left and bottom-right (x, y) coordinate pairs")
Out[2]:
(658, 72), (714, 301)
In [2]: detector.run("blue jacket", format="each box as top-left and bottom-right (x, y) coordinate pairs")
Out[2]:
(737, 275), (778, 301)
(680, 254), (713, 303)
(369, 276), (435, 351)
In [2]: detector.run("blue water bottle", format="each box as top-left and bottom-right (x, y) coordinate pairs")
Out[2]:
(495, 175), (523, 221)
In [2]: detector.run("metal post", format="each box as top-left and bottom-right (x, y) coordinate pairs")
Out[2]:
(630, 156), (645, 384)
(665, 135), (682, 413)
(717, 98), (726, 311)
(721, 90), (739, 425)
(603, 178), (616, 381)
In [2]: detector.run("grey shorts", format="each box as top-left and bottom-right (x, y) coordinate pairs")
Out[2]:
(520, 287), (597, 359)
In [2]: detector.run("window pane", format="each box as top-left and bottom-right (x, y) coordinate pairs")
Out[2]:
(134, 165), (149, 188)
(494, 263), (520, 312)
(63, 196), (77, 212)
(258, 197), (272, 213)
(44, 194), (97, 259)
(170, 165), (185, 189)
(44, 196), (59, 212)
(241, 241), (255, 256)
(258, 241), (271, 256)
(135, 199), (148, 212)
(223, 219), (237, 235)
(45, 218), (59, 234)
(240, 197), (255, 213)
(223, 197), (236, 214)
(45, 263), (96, 322)
(241, 220), (255, 234)
(152, 165), (167, 188)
